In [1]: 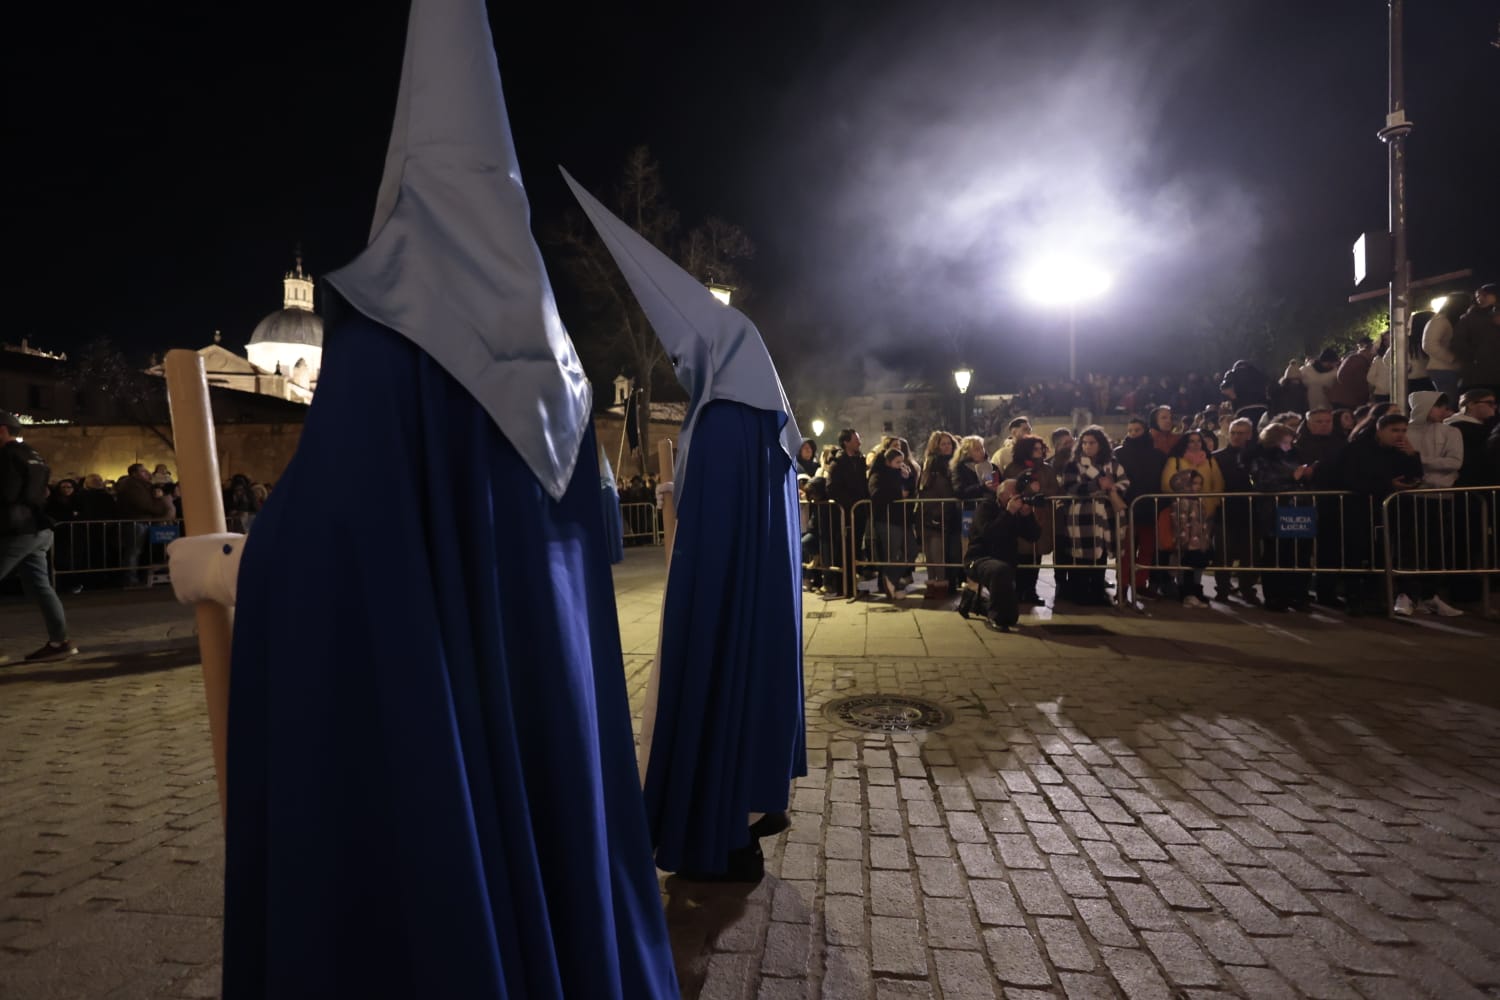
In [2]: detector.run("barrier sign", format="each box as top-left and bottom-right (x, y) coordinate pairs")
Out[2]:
(149, 524), (181, 545)
(1275, 507), (1316, 538)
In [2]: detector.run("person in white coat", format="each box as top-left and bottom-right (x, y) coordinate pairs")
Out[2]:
(1404, 390), (1464, 616)
(1299, 349), (1340, 411)
(1423, 296), (1468, 402)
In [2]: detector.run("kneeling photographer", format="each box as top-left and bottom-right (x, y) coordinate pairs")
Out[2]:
(958, 477), (1041, 633)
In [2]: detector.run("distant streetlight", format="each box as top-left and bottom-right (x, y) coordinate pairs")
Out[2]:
(1430, 295), (1447, 313)
(706, 282), (733, 306)
(953, 367), (973, 435)
(811, 418), (826, 438)
(1018, 256), (1112, 381)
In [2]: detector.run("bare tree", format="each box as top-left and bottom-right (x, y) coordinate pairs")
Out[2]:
(62, 338), (175, 450)
(549, 145), (755, 476)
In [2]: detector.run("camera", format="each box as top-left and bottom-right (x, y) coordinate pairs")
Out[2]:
(1014, 469), (1040, 495)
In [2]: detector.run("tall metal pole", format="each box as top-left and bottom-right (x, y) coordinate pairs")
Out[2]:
(1381, 0), (1413, 408)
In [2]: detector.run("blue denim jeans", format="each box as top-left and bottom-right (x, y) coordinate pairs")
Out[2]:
(0, 529), (69, 642)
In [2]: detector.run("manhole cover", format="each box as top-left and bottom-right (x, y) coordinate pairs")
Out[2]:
(824, 694), (953, 733)
(806, 611), (833, 619)
(1040, 624), (1114, 636)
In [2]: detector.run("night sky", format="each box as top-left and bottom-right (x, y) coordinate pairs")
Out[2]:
(7, 0), (1498, 392)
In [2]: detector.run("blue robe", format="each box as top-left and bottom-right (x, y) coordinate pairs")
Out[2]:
(643, 400), (807, 873)
(224, 311), (678, 999)
(602, 475), (625, 565)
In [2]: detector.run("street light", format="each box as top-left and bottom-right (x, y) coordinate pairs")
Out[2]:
(810, 418), (826, 438)
(953, 367), (972, 435)
(1430, 295), (1447, 313)
(706, 282), (733, 306)
(1018, 256), (1113, 381)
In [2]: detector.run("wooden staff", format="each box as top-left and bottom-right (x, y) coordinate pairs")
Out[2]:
(658, 437), (677, 561)
(163, 350), (233, 823)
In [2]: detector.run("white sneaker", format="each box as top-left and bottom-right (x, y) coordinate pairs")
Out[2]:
(1182, 595), (1207, 608)
(1392, 594), (1414, 617)
(1423, 596), (1463, 618)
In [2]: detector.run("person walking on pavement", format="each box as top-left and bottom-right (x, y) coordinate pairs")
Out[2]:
(0, 412), (78, 663)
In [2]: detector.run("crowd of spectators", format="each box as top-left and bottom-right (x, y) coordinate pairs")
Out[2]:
(798, 283), (1500, 624)
(32, 465), (271, 591)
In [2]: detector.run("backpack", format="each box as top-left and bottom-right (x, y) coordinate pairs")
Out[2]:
(2, 442), (51, 535)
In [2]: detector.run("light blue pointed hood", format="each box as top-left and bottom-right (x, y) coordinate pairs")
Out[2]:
(325, 0), (590, 501)
(559, 168), (800, 495)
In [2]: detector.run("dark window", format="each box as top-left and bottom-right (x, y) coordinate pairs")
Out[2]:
(882, 421), (894, 433)
(905, 399), (916, 410)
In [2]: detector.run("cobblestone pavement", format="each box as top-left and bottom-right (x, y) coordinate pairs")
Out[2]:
(4, 555), (1499, 998)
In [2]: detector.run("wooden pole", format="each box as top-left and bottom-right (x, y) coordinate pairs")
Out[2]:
(163, 350), (233, 823)
(658, 438), (677, 561)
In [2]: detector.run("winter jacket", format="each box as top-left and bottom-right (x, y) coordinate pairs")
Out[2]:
(1452, 308), (1500, 389)
(1168, 470), (1212, 553)
(115, 475), (175, 520)
(1220, 361), (1269, 405)
(1114, 434), (1167, 526)
(1001, 460), (1058, 556)
(1445, 412), (1495, 486)
(1422, 314), (1458, 372)
(950, 455), (992, 501)
(1160, 454), (1224, 518)
(1292, 428), (1346, 489)
(1406, 391), (1464, 488)
(827, 451), (869, 510)
(795, 439), (819, 478)
(1299, 361), (1339, 411)
(1329, 352), (1373, 409)
(965, 497), (1041, 567)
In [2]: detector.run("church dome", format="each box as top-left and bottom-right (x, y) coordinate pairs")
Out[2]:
(249, 308), (324, 348)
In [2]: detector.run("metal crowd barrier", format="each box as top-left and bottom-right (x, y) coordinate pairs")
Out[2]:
(1382, 486), (1498, 618)
(47, 518), (184, 588)
(845, 496), (1131, 609)
(798, 499), (847, 595)
(619, 501), (662, 545)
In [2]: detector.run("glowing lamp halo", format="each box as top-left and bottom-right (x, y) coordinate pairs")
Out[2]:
(1017, 255), (1113, 307)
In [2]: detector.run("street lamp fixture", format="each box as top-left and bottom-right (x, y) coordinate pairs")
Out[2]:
(1430, 295), (1447, 313)
(953, 367), (973, 434)
(810, 418), (826, 438)
(952, 368), (972, 394)
(706, 282), (733, 306)
(1018, 256), (1113, 381)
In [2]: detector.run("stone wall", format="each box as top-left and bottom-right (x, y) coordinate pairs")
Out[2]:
(22, 424), (304, 485)
(23, 414), (684, 486)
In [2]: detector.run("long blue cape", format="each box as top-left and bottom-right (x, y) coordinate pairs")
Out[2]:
(644, 400), (807, 872)
(224, 310), (678, 998)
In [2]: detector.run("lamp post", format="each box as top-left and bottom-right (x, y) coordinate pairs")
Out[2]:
(810, 418), (826, 438)
(1018, 256), (1112, 382)
(953, 367), (972, 435)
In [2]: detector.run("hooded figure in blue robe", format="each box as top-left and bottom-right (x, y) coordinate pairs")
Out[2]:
(563, 170), (806, 881)
(221, 2), (678, 996)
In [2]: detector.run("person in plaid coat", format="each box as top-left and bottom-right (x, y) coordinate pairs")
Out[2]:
(1058, 426), (1129, 606)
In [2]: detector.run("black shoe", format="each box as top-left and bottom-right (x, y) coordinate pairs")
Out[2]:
(677, 840), (765, 883)
(984, 617), (1011, 633)
(957, 589), (977, 619)
(749, 811), (790, 839)
(25, 641), (78, 663)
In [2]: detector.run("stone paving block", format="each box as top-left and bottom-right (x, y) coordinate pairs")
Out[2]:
(1234, 865), (1319, 915)
(1080, 839), (1139, 880)
(983, 926), (1050, 987)
(1253, 937), (1362, 1000)
(1108, 824), (1168, 863)
(1073, 898), (1136, 948)
(772, 881), (816, 924)
(756, 976), (809, 1000)
(1196, 829), (1262, 867)
(1047, 855), (1107, 900)
(1362, 857), (1451, 901)
(923, 895), (981, 951)
(1135, 860), (1212, 910)
(761, 920), (813, 979)
(1338, 874), (1432, 920)
(993, 834), (1045, 870)
(1036, 916), (1095, 971)
(701, 952), (757, 1000)
(905, 801), (941, 826)
(969, 879), (1026, 928)
(1398, 918), (1500, 986)
(826, 859), (864, 896)
(824, 827), (863, 862)
(869, 837), (910, 871)
(713, 904), (771, 952)
(870, 915), (926, 977)
(824, 895), (866, 948)
(956, 842), (1004, 880)
(1181, 912), (1266, 967)
(1059, 809), (1110, 843)
(1140, 929), (1218, 988)
(909, 828), (952, 858)
(1009, 869), (1071, 917)
(1225, 963), (1302, 999)
(933, 948), (997, 1000)
(1203, 883), (1289, 936)
(979, 802), (1025, 835)
(1099, 945), (1172, 1000)
(948, 811), (990, 845)
(870, 871), (917, 917)
(1288, 915), (1396, 977)
(871, 980), (933, 1000)
(868, 808), (904, 836)
(1108, 881), (1177, 931)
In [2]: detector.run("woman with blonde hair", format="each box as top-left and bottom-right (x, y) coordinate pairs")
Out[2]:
(917, 430), (963, 597)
